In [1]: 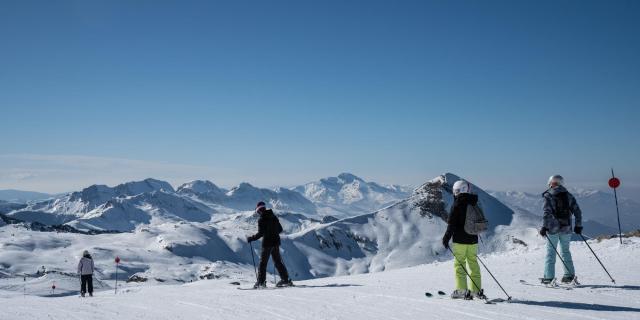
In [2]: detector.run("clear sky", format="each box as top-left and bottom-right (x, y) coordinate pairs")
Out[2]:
(1, 0), (639, 194)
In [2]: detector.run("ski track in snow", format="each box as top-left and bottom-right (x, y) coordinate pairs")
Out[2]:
(1, 237), (639, 320)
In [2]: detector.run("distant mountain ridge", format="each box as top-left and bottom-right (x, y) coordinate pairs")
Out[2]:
(489, 188), (640, 233)
(293, 173), (411, 217)
(0, 189), (52, 203)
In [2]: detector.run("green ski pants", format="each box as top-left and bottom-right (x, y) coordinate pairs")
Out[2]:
(452, 243), (482, 292)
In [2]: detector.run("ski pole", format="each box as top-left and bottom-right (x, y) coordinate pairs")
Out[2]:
(249, 242), (258, 282)
(545, 235), (574, 279)
(579, 234), (615, 283)
(476, 256), (512, 300)
(610, 168), (623, 245)
(447, 247), (486, 302)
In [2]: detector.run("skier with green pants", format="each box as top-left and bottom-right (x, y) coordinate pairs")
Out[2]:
(442, 180), (485, 300)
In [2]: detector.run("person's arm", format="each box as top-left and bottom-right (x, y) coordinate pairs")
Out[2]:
(570, 194), (583, 234)
(442, 202), (458, 247)
(90, 259), (95, 274)
(77, 260), (83, 274)
(540, 192), (553, 235)
(248, 217), (265, 242)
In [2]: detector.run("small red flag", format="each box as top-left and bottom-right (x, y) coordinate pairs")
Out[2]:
(115, 256), (121, 264)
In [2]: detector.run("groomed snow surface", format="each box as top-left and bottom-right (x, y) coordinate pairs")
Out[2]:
(2, 237), (639, 320)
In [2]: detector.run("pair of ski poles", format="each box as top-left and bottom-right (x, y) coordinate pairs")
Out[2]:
(545, 234), (615, 283)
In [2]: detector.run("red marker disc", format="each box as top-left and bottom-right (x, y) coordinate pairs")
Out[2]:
(115, 256), (121, 264)
(608, 177), (621, 189)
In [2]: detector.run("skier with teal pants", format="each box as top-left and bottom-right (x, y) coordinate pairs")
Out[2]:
(540, 175), (583, 284)
(442, 180), (485, 300)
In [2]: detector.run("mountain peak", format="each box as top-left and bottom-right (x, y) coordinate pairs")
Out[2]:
(337, 173), (363, 182)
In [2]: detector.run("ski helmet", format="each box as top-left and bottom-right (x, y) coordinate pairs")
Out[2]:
(548, 175), (564, 187)
(255, 201), (266, 212)
(82, 250), (89, 256)
(452, 180), (471, 196)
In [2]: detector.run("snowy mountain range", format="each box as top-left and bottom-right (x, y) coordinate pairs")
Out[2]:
(0, 172), (518, 286)
(489, 189), (640, 235)
(293, 173), (411, 217)
(0, 189), (52, 203)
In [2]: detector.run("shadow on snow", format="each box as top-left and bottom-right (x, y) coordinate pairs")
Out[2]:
(512, 300), (640, 312)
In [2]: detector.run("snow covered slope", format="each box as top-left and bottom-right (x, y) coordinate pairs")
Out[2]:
(490, 189), (640, 234)
(1, 236), (638, 320)
(293, 173), (411, 217)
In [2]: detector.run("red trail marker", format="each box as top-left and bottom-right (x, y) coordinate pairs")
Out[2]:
(609, 169), (623, 244)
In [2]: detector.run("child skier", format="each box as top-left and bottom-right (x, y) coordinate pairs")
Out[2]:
(539, 175), (583, 284)
(77, 250), (95, 297)
(442, 180), (484, 300)
(247, 202), (293, 288)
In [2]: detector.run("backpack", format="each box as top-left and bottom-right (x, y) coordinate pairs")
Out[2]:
(552, 192), (571, 226)
(464, 203), (488, 235)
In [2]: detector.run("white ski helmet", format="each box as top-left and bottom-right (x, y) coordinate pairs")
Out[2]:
(548, 175), (564, 187)
(452, 180), (471, 196)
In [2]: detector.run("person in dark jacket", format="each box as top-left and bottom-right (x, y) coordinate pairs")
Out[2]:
(77, 250), (94, 297)
(442, 180), (483, 300)
(247, 202), (293, 288)
(540, 175), (583, 284)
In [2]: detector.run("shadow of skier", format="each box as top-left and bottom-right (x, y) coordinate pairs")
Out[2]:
(511, 300), (640, 312)
(293, 283), (363, 288)
(576, 284), (640, 291)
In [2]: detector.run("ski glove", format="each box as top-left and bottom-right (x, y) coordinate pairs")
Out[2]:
(246, 236), (254, 243)
(574, 226), (583, 234)
(539, 227), (548, 237)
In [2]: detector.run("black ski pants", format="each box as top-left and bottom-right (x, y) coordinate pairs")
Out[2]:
(81, 274), (93, 294)
(258, 246), (289, 283)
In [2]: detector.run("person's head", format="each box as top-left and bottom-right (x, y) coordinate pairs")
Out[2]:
(452, 180), (471, 197)
(548, 175), (564, 188)
(82, 250), (90, 257)
(255, 201), (266, 213)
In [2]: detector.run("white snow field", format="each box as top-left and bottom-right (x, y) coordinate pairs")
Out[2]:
(1, 237), (639, 320)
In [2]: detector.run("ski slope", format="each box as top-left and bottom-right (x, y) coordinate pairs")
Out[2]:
(2, 237), (639, 320)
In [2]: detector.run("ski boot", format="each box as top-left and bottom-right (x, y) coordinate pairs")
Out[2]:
(472, 289), (487, 300)
(450, 289), (471, 300)
(276, 279), (294, 287)
(561, 275), (579, 286)
(540, 278), (554, 286)
(253, 281), (267, 289)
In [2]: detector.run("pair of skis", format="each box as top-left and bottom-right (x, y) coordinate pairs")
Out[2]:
(424, 290), (508, 304)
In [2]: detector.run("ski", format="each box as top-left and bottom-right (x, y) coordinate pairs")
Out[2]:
(519, 279), (572, 290)
(237, 284), (296, 290)
(424, 290), (446, 298)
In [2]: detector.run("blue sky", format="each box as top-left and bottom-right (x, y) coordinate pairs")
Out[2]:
(1, 0), (639, 194)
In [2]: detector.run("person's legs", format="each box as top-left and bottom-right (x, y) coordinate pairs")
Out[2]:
(558, 233), (575, 277)
(465, 244), (482, 293)
(270, 246), (290, 281)
(452, 243), (468, 291)
(257, 246), (272, 284)
(80, 275), (87, 295)
(87, 275), (93, 295)
(544, 234), (560, 279)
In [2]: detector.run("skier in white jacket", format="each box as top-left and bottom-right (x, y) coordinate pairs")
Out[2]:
(78, 250), (95, 297)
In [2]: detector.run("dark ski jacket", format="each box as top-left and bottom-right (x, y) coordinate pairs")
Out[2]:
(444, 193), (479, 245)
(542, 186), (582, 234)
(248, 209), (283, 247)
